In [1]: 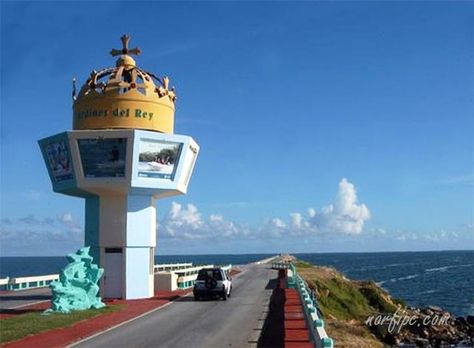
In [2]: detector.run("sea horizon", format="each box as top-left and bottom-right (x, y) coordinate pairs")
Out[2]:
(1, 248), (473, 258)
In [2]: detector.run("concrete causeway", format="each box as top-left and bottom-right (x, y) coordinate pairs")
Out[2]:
(0, 287), (51, 310)
(71, 262), (275, 348)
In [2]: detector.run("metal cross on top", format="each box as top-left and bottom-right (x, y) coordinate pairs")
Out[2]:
(110, 34), (141, 57)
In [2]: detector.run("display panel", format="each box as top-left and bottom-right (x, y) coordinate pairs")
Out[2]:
(137, 140), (182, 180)
(78, 138), (127, 178)
(43, 140), (73, 182)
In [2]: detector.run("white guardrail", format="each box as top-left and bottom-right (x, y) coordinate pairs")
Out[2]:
(1, 263), (234, 292)
(154, 263), (193, 272)
(0, 274), (59, 291)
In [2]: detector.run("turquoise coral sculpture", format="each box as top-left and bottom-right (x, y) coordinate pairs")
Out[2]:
(44, 246), (105, 314)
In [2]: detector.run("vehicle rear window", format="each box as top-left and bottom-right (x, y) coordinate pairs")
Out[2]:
(213, 270), (222, 280)
(197, 269), (222, 281)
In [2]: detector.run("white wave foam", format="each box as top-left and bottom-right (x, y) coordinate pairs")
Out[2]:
(386, 262), (416, 268)
(425, 263), (473, 273)
(396, 274), (418, 281)
(425, 266), (450, 272)
(378, 274), (419, 284)
(418, 289), (437, 295)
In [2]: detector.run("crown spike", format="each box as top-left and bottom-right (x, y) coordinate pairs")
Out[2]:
(72, 77), (77, 100)
(121, 35), (130, 52)
(110, 34), (141, 57)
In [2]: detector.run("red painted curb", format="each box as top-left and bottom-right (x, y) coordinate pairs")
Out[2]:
(285, 329), (310, 342)
(285, 320), (307, 329)
(286, 342), (313, 348)
(2, 290), (189, 348)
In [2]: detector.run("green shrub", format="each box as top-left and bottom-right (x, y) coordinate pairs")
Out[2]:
(313, 277), (373, 320)
(294, 260), (313, 269)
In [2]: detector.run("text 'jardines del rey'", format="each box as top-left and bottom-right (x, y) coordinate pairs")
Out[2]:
(74, 108), (155, 121)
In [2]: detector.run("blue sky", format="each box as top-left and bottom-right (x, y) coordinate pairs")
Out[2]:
(0, 1), (473, 255)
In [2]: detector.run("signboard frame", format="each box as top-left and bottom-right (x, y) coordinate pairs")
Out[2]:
(39, 132), (75, 184)
(77, 137), (128, 178)
(137, 139), (183, 180)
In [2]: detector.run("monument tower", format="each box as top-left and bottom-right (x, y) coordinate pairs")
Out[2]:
(39, 35), (199, 299)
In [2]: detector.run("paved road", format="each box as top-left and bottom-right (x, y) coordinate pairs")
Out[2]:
(73, 263), (276, 348)
(0, 287), (51, 310)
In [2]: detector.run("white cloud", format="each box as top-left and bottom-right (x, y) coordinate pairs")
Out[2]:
(1, 179), (371, 249)
(209, 214), (241, 238)
(19, 214), (41, 225)
(260, 178), (371, 236)
(389, 228), (472, 247)
(160, 202), (246, 240)
(265, 218), (287, 238)
(271, 218), (286, 229)
(7, 180), (372, 249)
(0, 213), (83, 255)
(2, 177), (471, 255)
(311, 178), (371, 235)
(165, 202), (204, 236)
(159, 178), (371, 240)
(396, 233), (418, 241)
(58, 212), (73, 224)
(290, 213), (303, 229)
(421, 230), (461, 242)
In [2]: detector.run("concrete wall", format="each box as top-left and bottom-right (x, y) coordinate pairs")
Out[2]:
(126, 195), (156, 247)
(126, 247), (153, 299)
(155, 272), (178, 292)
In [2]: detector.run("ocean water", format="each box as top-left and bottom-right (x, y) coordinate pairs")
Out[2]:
(0, 254), (273, 279)
(295, 250), (474, 317)
(0, 251), (472, 317)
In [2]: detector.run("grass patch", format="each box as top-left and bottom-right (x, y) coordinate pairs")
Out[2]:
(0, 305), (121, 344)
(315, 277), (373, 320)
(294, 260), (313, 269)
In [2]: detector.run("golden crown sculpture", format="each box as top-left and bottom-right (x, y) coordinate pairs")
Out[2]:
(73, 35), (176, 133)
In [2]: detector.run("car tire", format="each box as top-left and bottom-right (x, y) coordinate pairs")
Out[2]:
(228, 286), (232, 298)
(221, 290), (227, 301)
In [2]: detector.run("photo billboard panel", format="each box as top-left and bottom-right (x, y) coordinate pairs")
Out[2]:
(137, 140), (182, 180)
(43, 140), (73, 182)
(78, 138), (127, 178)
